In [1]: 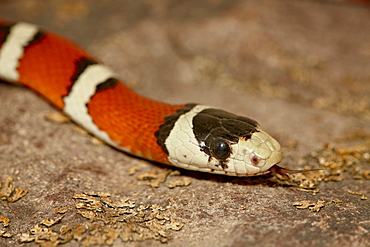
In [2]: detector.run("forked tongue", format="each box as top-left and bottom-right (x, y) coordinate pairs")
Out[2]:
(269, 165), (321, 177)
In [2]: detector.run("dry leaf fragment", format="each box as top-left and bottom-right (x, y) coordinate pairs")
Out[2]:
(293, 200), (325, 212)
(0, 230), (12, 238)
(137, 169), (172, 188)
(55, 208), (70, 214)
(28, 225), (60, 244)
(0, 177), (28, 202)
(310, 200), (325, 212)
(59, 225), (73, 235)
(76, 210), (96, 221)
(83, 191), (111, 197)
(40, 216), (64, 227)
(363, 170), (370, 180)
(0, 217), (10, 227)
(104, 227), (121, 245)
(292, 200), (315, 209)
(91, 137), (104, 145)
(0, 177), (14, 199)
(296, 187), (320, 195)
(165, 219), (184, 231)
(167, 178), (192, 189)
(72, 193), (88, 200)
(19, 233), (35, 242)
(45, 111), (70, 123)
(73, 126), (88, 135)
(331, 199), (343, 203)
(128, 166), (141, 175)
(72, 225), (88, 241)
(348, 191), (363, 196)
(7, 187), (29, 203)
(348, 191), (367, 200)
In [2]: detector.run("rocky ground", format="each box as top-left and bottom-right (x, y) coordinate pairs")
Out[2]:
(0, 1), (369, 246)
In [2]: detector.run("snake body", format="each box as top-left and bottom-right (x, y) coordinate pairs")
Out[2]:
(0, 21), (283, 177)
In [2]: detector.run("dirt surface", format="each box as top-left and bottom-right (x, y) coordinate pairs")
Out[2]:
(0, 0), (369, 246)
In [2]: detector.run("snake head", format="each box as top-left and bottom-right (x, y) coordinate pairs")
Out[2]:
(161, 105), (283, 176)
(226, 129), (283, 176)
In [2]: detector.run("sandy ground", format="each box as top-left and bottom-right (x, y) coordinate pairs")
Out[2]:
(0, 0), (369, 246)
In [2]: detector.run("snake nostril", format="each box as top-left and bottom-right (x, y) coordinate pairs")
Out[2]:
(251, 156), (259, 167)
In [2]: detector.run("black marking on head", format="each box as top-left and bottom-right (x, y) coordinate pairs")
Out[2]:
(96, 78), (118, 92)
(192, 108), (259, 166)
(155, 104), (197, 155)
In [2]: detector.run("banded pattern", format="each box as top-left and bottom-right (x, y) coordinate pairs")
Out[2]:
(0, 21), (283, 176)
(0, 22), (39, 82)
(0, 21), (184, 164)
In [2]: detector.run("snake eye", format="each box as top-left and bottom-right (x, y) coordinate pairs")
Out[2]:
(210, 138), (231, 160)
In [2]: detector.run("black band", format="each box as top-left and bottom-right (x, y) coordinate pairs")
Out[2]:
(155, 104), (197, 155)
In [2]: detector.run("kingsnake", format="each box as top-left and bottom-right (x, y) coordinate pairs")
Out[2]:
(0, 21), (286, 177)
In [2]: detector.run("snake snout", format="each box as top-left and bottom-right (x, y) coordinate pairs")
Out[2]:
(266, 150), (283, 167)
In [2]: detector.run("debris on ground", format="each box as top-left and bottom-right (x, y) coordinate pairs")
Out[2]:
(19, 191), (184, 246)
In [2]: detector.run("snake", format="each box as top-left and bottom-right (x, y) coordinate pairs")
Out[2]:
(0, 21), (293, 177)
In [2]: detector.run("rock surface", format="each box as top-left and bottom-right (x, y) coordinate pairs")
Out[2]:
(0, 1), (369, 246)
